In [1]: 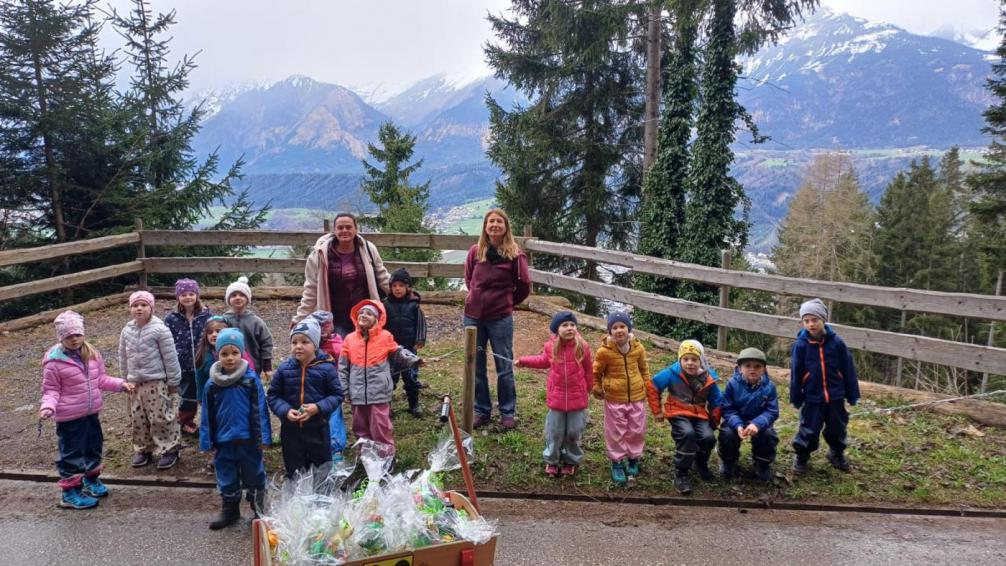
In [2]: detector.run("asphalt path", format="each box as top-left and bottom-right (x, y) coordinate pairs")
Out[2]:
(3, 480), (1004, 565)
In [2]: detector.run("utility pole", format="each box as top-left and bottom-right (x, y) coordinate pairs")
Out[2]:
(643, 1), (661, 173)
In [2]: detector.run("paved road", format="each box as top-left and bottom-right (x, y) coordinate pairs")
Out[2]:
(3, 480), (1004, 565)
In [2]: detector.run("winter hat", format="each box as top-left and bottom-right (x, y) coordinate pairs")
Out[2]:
(174, 278), (200, 297)
(799, 298), (829, 322)
(54, 310), (85, 341)
(129, 290), (155, 308)
(606, 310), (633, 333)
(678, 339), (705, 361)
(390, 268), (413, 287)
(550, 310), (578, 334)
(310, 310), (334, 329)
(736, 347), (767, 365)
(215, 328), (245, 354)
(358, 304), (380, 319)
(225, 276), (252, 304)
(290, 318), (321, 349)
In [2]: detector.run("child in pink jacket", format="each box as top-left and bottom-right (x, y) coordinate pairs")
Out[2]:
(39, 311), (134, 509)
(516, 311), (593, 477)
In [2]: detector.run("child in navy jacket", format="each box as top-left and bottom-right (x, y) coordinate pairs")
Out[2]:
(790, 298), (860, 474)
(199, 328), (271, 530)
(718, 347), (779, 482)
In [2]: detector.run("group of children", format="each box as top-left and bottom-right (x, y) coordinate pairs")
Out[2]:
(515, 297), (859, 496)
(39, 265), (857, 522)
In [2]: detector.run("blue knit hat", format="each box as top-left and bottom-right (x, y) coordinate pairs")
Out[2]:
(290, 318), (321, 349)
(216, 328), (245, 354)
(550, 310), (577, 334)
(606, 310), (632, 333)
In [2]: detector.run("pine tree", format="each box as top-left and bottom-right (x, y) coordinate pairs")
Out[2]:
(635, 0), (700, 336)
(485, 0), (644, 309)
(360, 121), (438, 266)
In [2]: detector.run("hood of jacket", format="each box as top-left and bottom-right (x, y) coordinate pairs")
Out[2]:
(796, 324), (837, 344)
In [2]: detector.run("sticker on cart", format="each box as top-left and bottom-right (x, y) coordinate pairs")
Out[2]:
(363, 557), (413, 566)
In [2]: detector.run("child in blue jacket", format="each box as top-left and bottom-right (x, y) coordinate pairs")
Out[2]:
(199, 328), (271, 530)
(647, 339), (724, 495)
(718, 347), (779, 482)
(790, 298), (860, 474)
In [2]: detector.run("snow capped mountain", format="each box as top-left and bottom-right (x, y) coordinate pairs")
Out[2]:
(930, 23), (999, 53)
(376, 72), (497, 126)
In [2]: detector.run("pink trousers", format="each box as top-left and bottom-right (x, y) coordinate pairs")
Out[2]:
(603, 400), (647, 461)
(351, 403), (395, 453)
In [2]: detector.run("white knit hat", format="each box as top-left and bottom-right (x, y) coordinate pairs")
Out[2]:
(225, 276), (252, 304)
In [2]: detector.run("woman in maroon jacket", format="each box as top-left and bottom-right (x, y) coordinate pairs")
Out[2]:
(463, 209), (531, 430)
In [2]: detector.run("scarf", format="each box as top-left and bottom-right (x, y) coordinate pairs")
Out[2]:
(210, 359), (249, 388)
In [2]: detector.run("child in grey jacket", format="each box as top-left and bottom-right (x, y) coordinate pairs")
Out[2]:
(118, 291), (183, 470)
(223, 276), (274, 380)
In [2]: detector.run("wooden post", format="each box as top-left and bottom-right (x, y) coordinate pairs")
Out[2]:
(894, 310), (907, 388)
(134, 218), (147, 290)
(323, 218), (331, 233)
(523, 225), (534, 296)
(462, 325), (478, 433)
(643, 0), (661, 172)
(981, 269), (1004, 394)
(716, 249), (732, 351)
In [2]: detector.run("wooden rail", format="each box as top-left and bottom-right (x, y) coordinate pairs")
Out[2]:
(530, 269), (1006, 374)
(524, 239), (1006, 323)
(143, 257), (465, 278)
(142, 230), (481, 250)
(0, 261), (145, 302)
(0, 233), (139, 268)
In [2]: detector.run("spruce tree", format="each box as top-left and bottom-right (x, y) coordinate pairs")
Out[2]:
(360, 121), (439, 266)
(485, 0), (644, 308)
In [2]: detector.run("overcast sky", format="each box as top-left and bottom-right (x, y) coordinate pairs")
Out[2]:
(98, 0), (1001, 96)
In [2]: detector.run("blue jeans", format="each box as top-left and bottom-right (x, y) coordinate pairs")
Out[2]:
(329, 404), (347, 454)
(463, 315), (516, 418)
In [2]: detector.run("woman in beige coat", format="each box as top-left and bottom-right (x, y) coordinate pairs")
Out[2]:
(294, 213), (390, 337)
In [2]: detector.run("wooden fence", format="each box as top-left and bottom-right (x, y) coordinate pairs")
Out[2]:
(1, 225), (1005, 376)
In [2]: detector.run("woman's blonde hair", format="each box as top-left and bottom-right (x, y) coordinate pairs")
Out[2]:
(552, 332), (588, 364)
(476, 208), (521, 262)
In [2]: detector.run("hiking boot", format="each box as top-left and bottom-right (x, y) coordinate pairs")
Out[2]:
(500, 416), (517, 430)
(610, 460), (627, 486)
(675, 470), (693, 495)
(156, 450), (180, 470)
(60, 487), (98, 510)
(473, 414), (491, 429)
(719, 460), (738, 480)
(560, 464), (576, 477)
(131, 451), (152, 468)
(625, 458), (640, 478)
(248, 490), (266, 520)
(792, 452), (810, 475)
(545, 464), (559, 477)
(407, 404), (424, 418)
(695, 460), (714, 481)
(755, 462), (774, 482)
(827, 450), (851, 472)
(209, 499), (241, 530)
(82, 476), (108, 498)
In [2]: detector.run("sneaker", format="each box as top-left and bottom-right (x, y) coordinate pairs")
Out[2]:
(827, 450), (851, 472)
(695, 461), (714, 481)
(625, 458), (640, 478)
(792, 453), (810, 475)
(156, 450), (180, 470)
(675, 471), (693, 495)
(755, 462), (774, 482)
(131, 452), (152, 468)
(545, 464), (559, 477)
(719, 460), (737, 480)
(610, 461), (627, 486)
(82, 476), (108, 498)
(60, 487), (98, 510)
(560, 464), (576, 477)
(500, 416), (517, 430)
(473, 414), (491, 429)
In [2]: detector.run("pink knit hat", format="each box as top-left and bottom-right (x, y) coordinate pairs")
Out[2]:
(54, 310), (85, 341)
(129, 290), (155, 308)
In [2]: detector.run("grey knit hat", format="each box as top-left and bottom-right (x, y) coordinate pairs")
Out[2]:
(799, 298), (829, 322)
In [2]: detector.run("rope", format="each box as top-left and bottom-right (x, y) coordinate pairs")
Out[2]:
(852, 389), (1006, 418)
(476, 346), (517, 365)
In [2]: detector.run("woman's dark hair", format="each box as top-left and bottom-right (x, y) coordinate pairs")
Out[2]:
(334, 212), (358, 228)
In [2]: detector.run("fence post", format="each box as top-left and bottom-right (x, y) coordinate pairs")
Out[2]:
(523, 225), (534, 296)
(463, 326), (478, 433)
(895, 310), (907, 388)
(717, 249), (732, 351)
(323, 218), (331, 233)
(134, 218), (147, 290)
(981, 269), (1004, 394)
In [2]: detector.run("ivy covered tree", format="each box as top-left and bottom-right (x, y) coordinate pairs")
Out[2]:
(360, 121), (438, 266)
(485, 0), (644, 310)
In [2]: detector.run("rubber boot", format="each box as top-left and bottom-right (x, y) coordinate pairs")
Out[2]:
(675, 468), (692, 495)
(406, 389), (423, 418)
(625, 458), (640, 478)
(248, 490), (266, 520)
(719, 459), (738, 480)
(209, 498), (241, 530)
(827, 449), (851, 472)
(610, 460), (627, 487)
(755, 461), (774, 482)
(792, 451), (810, 475)
(695, 458), (714, 481)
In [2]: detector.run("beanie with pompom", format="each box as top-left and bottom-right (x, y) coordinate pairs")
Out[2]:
(225, 276), (252, 305)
